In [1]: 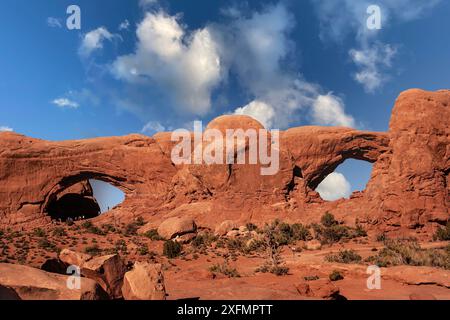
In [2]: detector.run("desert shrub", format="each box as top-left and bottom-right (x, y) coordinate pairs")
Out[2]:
(226, 238), (245, 251)
(144, 229), (164, 241)
(138, 245), (149, 256)
(82, 221), (105, 235)
(329, 270), (344, 281)
(209, 261), (240, 278)
(352, 224), (368, 237)
(52, 227), (67, 237)
(0, 229), (4, 238)
(135, 216), (146, 227)
(376, 233), (387, 242)
(366, 239), (450, 269)
(246, 223), (258, 232)
(255, 222), (289, 276)
(291, 223), (312, 241)
(33, 228), (46, 237)
(101, 224), (116, 233)
(321, 212), (338, 228)
(304, 275), (320, 281)
(123, 223), (138, 236)
(163, 240), (182, 259)
(314, 218), (366, 245)
(115, 239), (127, 253)
(270, 265), (289, 276)
(84, 245), (102, 256)
(192, 232), (217, 249)
(321, 225), (350, 244)
(434, 221), (450, 241)
(325, 249), (362, 264)
(38, 239), (56, 251)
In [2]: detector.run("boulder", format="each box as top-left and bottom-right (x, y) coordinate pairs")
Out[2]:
(81, 254), (127, 299)
(0, 263), (108, 300)
(122, 262), (166, 300)
(305, 240), (322, 251)
(157, 217), (197, 240)
(59, 249), (92, 267)
(41, 258), (69, 275)
(0, 285), (21, 300)
(215, 220), (238, 236)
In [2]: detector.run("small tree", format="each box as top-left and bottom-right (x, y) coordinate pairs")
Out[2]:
(163, 240), (182, 259)
(258, 222), (289, 276)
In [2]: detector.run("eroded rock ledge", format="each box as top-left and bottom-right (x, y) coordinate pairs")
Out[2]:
(0, 89), (448, 236)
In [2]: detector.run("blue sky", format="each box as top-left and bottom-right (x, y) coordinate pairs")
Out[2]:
(1, 0), (449, 201)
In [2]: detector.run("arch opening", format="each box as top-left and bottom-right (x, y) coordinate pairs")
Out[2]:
(314, 159), (373, 202)
(45, 176), (126, 221)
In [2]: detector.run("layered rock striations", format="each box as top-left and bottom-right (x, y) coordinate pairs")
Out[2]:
(0, 89), (448, 236)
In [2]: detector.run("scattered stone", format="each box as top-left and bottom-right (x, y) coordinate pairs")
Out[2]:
(157, 217), (197, 240)
(81, 254), (127, 299)
(215, 220), (238, 236)
(122, 262), (166, 300)
(0, 263), (108, 300)
(305, 240), (322, 251)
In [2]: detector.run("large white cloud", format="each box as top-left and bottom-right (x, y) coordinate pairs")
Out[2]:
(316, 172), (352, 201)
(112, 11), (222, 115)
(79, 27), (118, 57)
(234, 100), (275, 129)
(312, 94), (355, 127)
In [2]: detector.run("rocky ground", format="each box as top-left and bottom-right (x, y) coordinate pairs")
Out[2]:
(1, 213), (449, 300)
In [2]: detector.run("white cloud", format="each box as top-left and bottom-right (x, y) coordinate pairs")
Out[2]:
(234, 100), (275, 128)
(316, 172), (352, 201)
(141, 121), (165, 134)
(47, 17), (62, 28)
(222, 4), (352, 129)
(312, 94), (355, 127)
(112, 12), (222, 115)
(52, 98), (79, 109)
(311, 0), (440, 91)
(119, 20), (130, 31)
(79, 27), (118, 57)
(349, 43), (397, 92)
(0, 126), (13, 132)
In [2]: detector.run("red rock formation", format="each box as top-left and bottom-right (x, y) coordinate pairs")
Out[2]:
(0, 89), (448, 237)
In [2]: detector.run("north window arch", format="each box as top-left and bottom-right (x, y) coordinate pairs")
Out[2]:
(314, 159), (373, 201)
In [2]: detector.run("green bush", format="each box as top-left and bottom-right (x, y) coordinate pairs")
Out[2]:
(321, 212), (338, 228)
(52, 227), (67, 237)
(376, 233), (387, 242)
(138, 245), (149, 256)
(329, 270), (344, 281)
(144, 229), (164, 241)
(209, 262), (240, 278)
(270, 265), (289, 276)
(82, 221), (105, 235)
(135, 216), (146, 227)
(84, 245), (102, 256)
(291, 223), (312, 241)
(434, 221), (450, 241)
(38, 239), (57, 252)
(192, 232), (217, 249)
(326, 249), (362, 264)
(33, 228), (46, 237)
(163, 240), (182, 258)
(246, 223), (258, 232)
(366, 239), (450, 269)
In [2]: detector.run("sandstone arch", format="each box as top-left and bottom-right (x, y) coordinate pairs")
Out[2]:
(0, 89), (448, 236)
